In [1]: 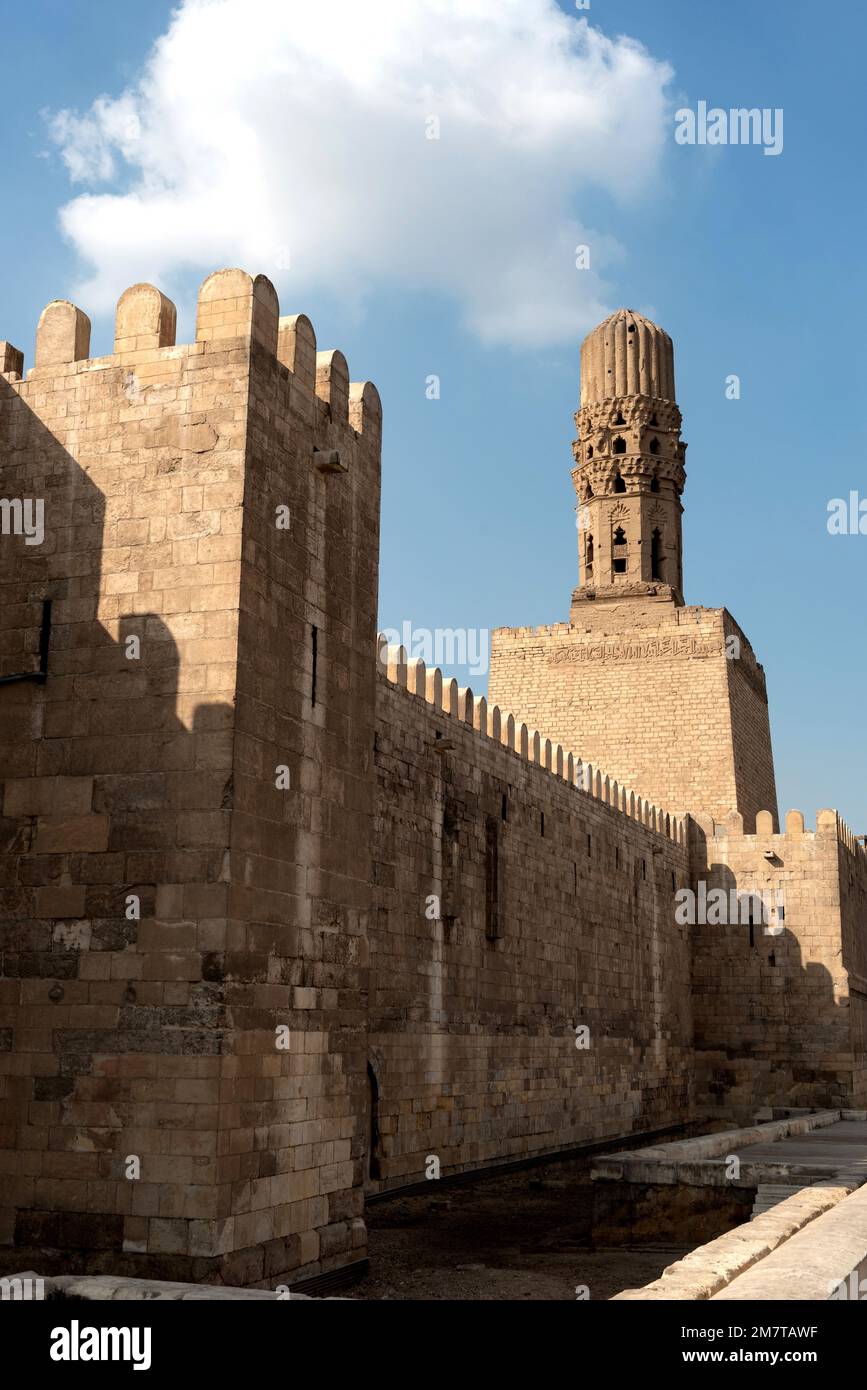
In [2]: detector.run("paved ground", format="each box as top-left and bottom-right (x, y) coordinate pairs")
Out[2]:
(732, 1119), (867, 1178)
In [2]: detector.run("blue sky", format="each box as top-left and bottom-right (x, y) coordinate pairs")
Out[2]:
(2, 0), (865, 829)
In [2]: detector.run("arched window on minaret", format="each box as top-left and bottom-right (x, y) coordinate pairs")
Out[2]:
(587, 444), (593, 458)
(614, 410), (626, 426)
(612, 526), (627, 575)
(649, 437), (660, 455)
(650, 474), (660, 493)
(585, 533), (594, 580)
(613, 473), (626, 493)
(584, 483), (593, 499)
(612, 436), (626, 455)
(651, 528), (664, 581)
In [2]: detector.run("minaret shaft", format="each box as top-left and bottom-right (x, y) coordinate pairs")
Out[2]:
(571, 309), (687, 615)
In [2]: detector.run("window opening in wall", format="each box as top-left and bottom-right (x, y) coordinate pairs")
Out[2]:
(651, 528), (664, 581)
(745, 899), (756, 948)
(311, 624), (318, 706)
(613, 437), (626, 456)
(613, 525), (627, 574)
(485, 815), (500, 940)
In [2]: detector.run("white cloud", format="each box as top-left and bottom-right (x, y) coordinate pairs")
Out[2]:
(47, 0), (674, 348)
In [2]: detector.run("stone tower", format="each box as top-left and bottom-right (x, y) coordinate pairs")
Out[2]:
(488, 308), (779, 828)
(572, 309), (685, 612)
(0, 270), (381, 1287)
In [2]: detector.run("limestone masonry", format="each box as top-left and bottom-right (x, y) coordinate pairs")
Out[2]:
(0, 275), (863, 1287)
(488, 308), (778, 829)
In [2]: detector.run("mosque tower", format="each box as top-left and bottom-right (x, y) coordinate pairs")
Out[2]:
(571, 309), (686, 615)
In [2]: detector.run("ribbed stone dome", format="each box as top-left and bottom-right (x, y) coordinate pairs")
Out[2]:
(579, 308), (675, 406)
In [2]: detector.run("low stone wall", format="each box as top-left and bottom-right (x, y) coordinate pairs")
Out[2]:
(713, 1183), (867, 1301)
(592, 1110), (842, 1187)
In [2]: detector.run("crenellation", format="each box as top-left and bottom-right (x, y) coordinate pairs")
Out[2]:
(348, 380), (382, 445)
(472, 692), (487, 734)
(33, 299), (91, 370)
(0, 341), (24, 377)
(314, 349), (350, 423)
(377, 633), (685, 845)
(456, 685), (473, 723)
(277, 312), (317, 389)
(114, 284), (177, 354)
(406, 654), (426, 696)
(424, 664), (442, 710)
(195, 268), (279, 352)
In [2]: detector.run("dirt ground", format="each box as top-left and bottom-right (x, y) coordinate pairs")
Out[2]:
(348, 1161), (690, 1301)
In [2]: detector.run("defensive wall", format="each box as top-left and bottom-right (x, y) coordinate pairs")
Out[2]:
(0, 270), (380, 1286)
(690, 808), (867, 1122)
(369, 643), (692, 1189)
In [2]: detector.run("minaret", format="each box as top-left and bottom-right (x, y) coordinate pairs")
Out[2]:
(571, 309), (686, 618)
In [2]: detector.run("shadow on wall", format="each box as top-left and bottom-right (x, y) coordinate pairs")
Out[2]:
(689, 841), (853, 1117)
(0, 370), (235, 1257)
